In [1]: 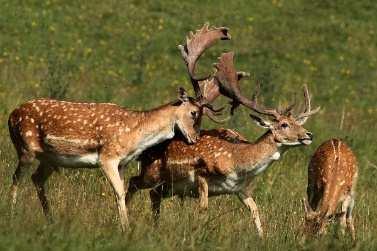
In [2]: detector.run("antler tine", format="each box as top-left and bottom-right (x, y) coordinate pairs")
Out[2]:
(197, 77), (229, 124)
(303, 85), (311, 114)
(295, 84), (321, 123)
(250, 94), (281, 119)
(247, 78), (284, 119)
(282, 93), (297, 115)
(203, 106), (230, 124)
(214, 52), (281, 118)
(178, 23), (231, 98)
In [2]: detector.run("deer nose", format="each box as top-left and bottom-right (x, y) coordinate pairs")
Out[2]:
(306, 132), (313, 140)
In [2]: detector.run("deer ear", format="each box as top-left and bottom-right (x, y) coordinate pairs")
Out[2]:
(249, 114), (272, 129)
(237, 71), (250, 81)
(302, 198), (318, 220)
(178, 87), (189, 102)
(333, 211), (346, 220)
(302, 198), (312, 214)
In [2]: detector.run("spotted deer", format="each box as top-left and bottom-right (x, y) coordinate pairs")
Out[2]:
(303, 138), (358, 240)
(7, 24), (234, 231)
(126, 52), (320, 237)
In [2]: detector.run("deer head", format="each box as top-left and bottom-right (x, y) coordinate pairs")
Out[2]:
(248, 84), (320, 146)
(171, 88), (202, 143)
(302, 198), (332, 236)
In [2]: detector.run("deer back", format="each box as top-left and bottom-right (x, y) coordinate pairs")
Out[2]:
(8, 99), (184, 156)
(308, 138), (358, 215)
(138, 129), (248, 181)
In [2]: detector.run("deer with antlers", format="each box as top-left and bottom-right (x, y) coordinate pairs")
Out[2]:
(303, 139), (358, 240)
(126, 52), (320, 237)
(7, 24), (235, 231)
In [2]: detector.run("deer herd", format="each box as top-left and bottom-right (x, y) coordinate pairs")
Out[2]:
(7, 24), (358, 241)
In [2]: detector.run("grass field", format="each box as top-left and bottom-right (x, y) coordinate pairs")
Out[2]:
(1, 0), (377, 250)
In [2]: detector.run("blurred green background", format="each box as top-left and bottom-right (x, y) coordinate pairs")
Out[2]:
(0, 0), (376, 250)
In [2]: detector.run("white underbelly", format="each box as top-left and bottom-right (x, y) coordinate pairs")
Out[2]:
(169, 172), (244, 197)
(119, 130), (175, 167)
(38, 152), (99, 168)
(208, 174), (244, 195)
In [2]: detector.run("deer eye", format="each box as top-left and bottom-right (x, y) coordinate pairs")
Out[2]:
(191, 111), (198, 118)
(281, 122), (289, 129)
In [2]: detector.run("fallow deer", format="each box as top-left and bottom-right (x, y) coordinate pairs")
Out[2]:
(303, 138), (358, 240)
(7, 24), (234, 231)
(126, 52), (320, 237)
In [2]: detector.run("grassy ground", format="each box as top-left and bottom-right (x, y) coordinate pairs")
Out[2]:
(1, 0), (377, 250)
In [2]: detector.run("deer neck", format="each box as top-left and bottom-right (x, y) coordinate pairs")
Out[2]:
(236, 131), (284, 176)
(118, 104), (178, 162)
(128, 105), (177, 147)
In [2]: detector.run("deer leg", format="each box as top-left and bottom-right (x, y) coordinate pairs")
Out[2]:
(31, 162), (54, 222)
(339, 193), (356, 238)
(100, 158), (128, 232)
(150, 186), (162, 222)
(125, 176), (144, 207)
(10, 155), (32, 212)
(238, 192), (263, 238)
(178, 195), (185, 208)
(10, 162), (25, 209)
(197, 175), (208, 210)
(339, 198), (348, 236)
(346, 195), (356, 241)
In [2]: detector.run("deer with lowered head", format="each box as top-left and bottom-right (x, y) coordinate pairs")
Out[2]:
(126, 52), (320, 237)
(7, 24), (236, 231)
(303, 138), (358, 240)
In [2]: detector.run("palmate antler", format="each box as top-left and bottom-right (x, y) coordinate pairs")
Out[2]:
(178, 23), (231, 123)
(213, 52), (254, 115)
(198, 78), (220, 104)
(213, 52), (280, 118)
(178, 23), (231, 99)
(213, 52), (320, 122)
(178, 24), (318, 123)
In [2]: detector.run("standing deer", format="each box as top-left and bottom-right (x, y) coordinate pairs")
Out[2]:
(7, 24), (233, 231)
(303, 138), (358, 240)
(126, 52), (320, 237)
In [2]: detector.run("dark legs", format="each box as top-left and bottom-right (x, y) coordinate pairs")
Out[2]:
(150, 186), (163, 222)
(125, 176), (145, 207)
(10, 156), (55, 223)
(10, 160), (28, 211)
(31, 162), (54, 221)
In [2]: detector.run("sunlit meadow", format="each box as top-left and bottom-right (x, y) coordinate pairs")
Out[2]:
(0, 0), (377, 250)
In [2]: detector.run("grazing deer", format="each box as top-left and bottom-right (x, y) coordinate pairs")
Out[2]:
(7, 24), (233, 231)
(303, 138), (358, 240)
(126, 52), (320, 237)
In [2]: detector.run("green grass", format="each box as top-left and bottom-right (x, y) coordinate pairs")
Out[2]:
(1, 0), (377, 250)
